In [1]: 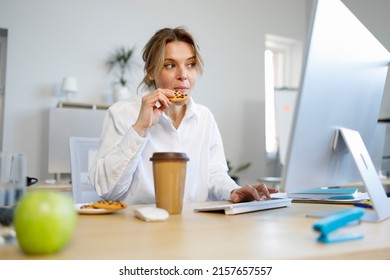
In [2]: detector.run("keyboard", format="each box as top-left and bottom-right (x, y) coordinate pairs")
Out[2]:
(193, 198), (292, 215)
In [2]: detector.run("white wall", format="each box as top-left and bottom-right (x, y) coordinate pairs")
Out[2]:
(0, 0), (389, 184)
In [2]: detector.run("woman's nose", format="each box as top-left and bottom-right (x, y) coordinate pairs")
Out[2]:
(177, 66), (188, 80)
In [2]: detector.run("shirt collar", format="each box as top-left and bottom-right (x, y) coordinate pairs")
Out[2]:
(184, 97), (199, 124)
(161, 97), (199, 125)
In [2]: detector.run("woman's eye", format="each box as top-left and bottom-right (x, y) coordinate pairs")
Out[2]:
(164, 63), (175, 69)
(188, 62), (196, 68)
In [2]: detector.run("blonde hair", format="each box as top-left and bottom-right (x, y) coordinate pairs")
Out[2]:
(140, 27), (204, 89)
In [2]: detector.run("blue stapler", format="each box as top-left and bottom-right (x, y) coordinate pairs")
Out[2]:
(313, 208), (365, 243)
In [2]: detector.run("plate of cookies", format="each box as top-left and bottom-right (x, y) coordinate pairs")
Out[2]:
(75, 200), (127, 214)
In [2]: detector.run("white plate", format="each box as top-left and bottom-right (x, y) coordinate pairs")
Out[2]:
(74, 203), (124, 215)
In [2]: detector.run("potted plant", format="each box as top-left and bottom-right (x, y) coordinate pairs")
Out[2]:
(105, 46), (136, 101)
(227, 160), (252, 184)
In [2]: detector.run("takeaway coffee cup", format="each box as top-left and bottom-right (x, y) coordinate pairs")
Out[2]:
(150, 152), (189, 214)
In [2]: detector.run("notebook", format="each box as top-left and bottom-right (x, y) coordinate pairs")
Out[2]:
(287, 187), (359, 200)
(193, 198), (292, 215)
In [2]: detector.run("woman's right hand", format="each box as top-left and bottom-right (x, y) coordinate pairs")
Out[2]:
(132, 89), (174, 137)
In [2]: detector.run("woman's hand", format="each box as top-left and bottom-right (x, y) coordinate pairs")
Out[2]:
(132, 89), (174, 136)
(230, 184), (278, 203)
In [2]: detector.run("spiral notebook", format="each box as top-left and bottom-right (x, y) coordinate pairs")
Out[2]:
(193, 198), (292, 215)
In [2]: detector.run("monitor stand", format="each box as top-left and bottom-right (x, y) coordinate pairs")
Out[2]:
(334, 127), (390, 222)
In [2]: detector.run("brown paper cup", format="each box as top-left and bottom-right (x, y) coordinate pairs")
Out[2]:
(150, 152), (189, 214)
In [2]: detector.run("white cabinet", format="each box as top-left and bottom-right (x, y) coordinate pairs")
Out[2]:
(48, 102), (108, 180)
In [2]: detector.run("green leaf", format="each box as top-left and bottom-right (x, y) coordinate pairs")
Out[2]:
(226, 160), (251, 175)
(105, 46), (135, 86)
(234, 162), (251, 174)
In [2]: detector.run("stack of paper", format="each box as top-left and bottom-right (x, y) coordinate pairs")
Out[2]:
(287, 187), (368, 203)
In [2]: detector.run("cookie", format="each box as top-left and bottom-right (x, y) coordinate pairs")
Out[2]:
(92, 200), (127, 210)
(80, 204), (96, 209)
(169, 91), (189, 102)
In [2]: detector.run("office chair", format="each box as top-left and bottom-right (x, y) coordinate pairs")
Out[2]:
(69, 136), (101, 204)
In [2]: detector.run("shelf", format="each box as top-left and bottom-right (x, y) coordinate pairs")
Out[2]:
(57, 101), (110, 110)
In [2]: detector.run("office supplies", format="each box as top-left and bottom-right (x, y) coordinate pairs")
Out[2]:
(193, 198), (292, 215)
(313, 208), (365, 243)
(287, 187), (358, 200)
(292, 191), (369, 205)
(353, 202), (373, 209)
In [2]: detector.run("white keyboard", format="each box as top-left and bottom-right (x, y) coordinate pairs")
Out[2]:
(193, 198), (292, 215)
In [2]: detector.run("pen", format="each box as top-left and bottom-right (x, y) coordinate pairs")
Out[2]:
(353, 202), (373, 209)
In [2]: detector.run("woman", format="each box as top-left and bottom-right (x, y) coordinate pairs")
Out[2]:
(89, 27), (277, 204)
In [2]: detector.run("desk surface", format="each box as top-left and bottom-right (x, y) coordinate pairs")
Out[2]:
(1, 201), (390, 260)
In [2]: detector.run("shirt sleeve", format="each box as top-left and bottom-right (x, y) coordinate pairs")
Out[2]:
(207, 115), (239, 200)
(88, 101), (149, 200)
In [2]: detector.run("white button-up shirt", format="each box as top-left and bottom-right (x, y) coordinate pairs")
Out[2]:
(89, 95), (238, 204)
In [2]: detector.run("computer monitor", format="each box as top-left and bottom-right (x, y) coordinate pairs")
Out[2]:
(280, 0), (390, 222)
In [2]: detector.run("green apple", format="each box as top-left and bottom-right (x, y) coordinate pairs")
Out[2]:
(14, 191), (77, 255)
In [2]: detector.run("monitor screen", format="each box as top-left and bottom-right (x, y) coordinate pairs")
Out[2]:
(280, 0), (390, 221)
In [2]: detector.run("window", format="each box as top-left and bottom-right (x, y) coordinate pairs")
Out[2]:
(264, 34), (302, 158)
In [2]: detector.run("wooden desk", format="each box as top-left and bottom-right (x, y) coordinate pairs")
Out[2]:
(1, 201), (390, 260)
